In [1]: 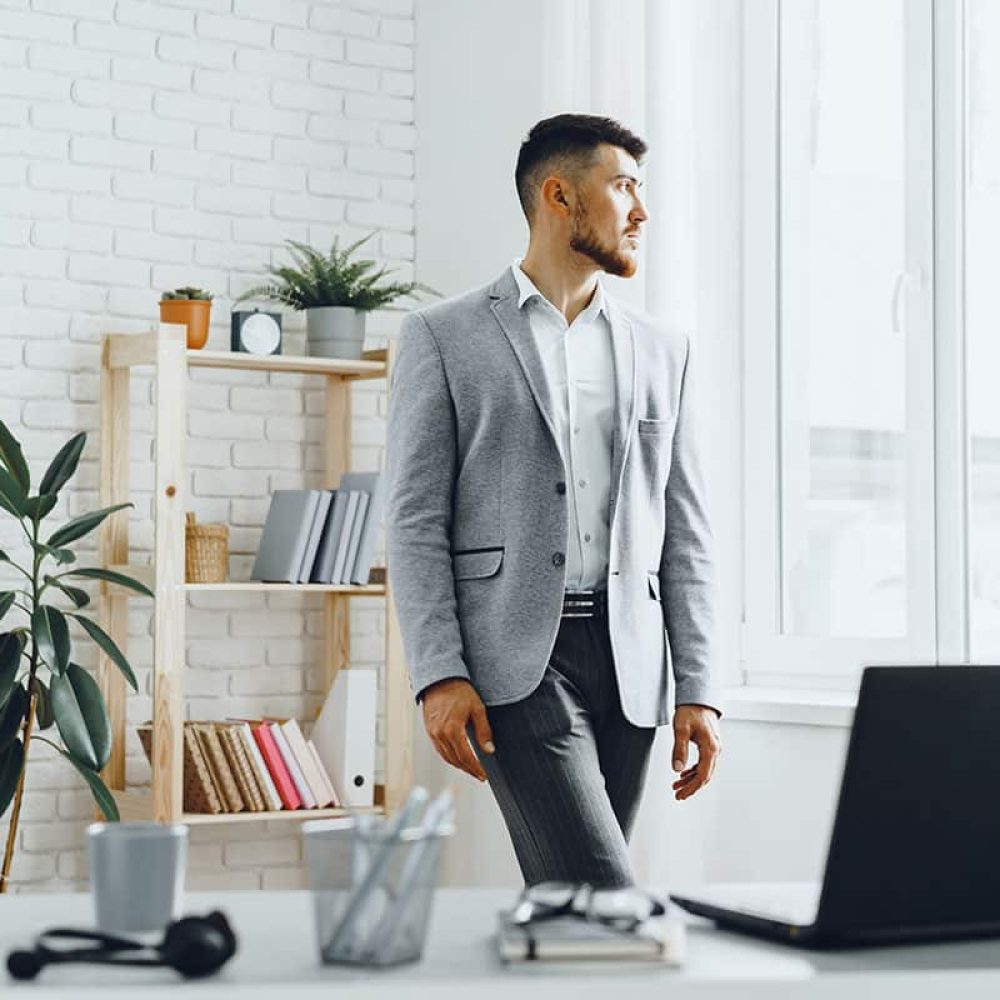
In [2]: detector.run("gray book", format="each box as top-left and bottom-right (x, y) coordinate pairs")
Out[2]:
(330, 491), (361, 585)
(297, 489), (333, 583)
(251, 490), (321, 583)
(339, 472), (385, 586)
(310, 489), (346, 583)
(340, 492), (369, 585)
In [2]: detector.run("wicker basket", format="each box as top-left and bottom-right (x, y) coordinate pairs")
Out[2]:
(185, 512), (228, 583)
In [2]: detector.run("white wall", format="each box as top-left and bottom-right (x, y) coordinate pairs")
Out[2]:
(0, 0), (414, 892)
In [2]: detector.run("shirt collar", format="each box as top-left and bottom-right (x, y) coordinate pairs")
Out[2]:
(510, 259), (608, 323)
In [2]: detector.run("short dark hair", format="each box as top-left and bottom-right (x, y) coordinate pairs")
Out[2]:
(515, 113), (647, 223)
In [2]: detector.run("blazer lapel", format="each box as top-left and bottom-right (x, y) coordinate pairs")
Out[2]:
(605, 296), (637, 521)
(488, 270), (561, 450)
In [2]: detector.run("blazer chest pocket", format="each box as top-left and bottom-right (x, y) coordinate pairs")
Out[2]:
(453, 547), (504, 581)
(637, 416), (675, 437)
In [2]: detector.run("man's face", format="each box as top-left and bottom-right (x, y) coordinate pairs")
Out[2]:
(568, 144), (648, 277)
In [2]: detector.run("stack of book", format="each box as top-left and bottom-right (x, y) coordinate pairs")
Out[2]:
(250, 472), (385, 586)
(136, 718), (342, 815)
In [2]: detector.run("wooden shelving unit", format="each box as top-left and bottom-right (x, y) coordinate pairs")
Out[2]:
(97, 323), (412, 825)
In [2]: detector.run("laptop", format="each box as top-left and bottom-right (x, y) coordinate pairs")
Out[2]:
(670, 665), (1000, 948)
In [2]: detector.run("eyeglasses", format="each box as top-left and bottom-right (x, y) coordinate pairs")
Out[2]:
(509, 881), (666, 933)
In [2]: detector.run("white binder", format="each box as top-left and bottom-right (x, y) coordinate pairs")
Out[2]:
(310, 669), (376, 808)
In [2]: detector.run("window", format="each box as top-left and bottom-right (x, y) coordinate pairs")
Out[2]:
(743, 0), (938, 686)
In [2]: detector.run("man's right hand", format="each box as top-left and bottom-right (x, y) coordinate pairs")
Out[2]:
(420, 678), (495, 782)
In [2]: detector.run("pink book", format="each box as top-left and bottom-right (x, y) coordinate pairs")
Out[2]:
(253, 723), (301, 810)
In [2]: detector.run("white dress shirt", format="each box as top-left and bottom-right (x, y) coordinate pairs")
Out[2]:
(510, 259), (616, 592)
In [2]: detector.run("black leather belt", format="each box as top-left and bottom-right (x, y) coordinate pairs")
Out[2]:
(561, 589), (607, 618)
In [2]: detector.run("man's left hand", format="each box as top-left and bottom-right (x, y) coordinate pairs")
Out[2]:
(671, 704), (721, 801)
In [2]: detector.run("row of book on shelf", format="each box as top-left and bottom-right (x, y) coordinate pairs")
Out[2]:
(251, 471), (385, 585)
(137, 670), (377, 815)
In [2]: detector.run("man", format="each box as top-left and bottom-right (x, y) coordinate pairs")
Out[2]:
(387, 114), (722, 889)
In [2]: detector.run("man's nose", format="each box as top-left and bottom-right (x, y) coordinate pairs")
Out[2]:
(631, 198), (649, 223)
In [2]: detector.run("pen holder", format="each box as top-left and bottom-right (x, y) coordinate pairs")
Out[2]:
(303, 816), (453, 967)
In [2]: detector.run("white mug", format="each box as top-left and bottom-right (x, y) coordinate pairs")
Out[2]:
(87, 822), (188, 934)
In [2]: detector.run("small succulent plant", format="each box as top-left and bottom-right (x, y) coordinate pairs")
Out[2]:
(161, 287), (213, 301)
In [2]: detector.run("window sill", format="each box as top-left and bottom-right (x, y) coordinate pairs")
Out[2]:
(721, 686), (857, 727)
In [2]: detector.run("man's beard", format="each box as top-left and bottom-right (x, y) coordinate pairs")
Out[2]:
(568, 200), (638, 277)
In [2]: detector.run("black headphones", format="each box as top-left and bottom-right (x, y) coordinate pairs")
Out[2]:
(6, 910), (237, 981)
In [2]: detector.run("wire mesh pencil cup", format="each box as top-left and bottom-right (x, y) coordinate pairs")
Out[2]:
(303, 817), (454, 967)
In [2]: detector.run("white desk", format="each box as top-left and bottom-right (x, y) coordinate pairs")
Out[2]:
(2, 887), (1000, 999)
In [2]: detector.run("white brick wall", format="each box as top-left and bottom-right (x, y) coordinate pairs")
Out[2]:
(0, 0), (413, 893)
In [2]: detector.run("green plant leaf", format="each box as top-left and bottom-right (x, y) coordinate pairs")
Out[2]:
(24, 493), (58, 523)
(39, 431), (86, 497)
(69, 614), (137, 692)
(32, 543), (75, 565)
(0, 420), (29, 495)
(44, 576), (90, 609)
(57, 746), (118, 821)
(0, 591), (14, 621)
(0, 683), (26, 752)
(0, 738), (24, 819)
(0, 633), (25, 707)
(61, 567), (153, 599)
(32, 606), (70, 675)
(51, 663), (111, 771)
(0, 467), (27, 519)
(46, 502), (132, 550)
(33, 678), (54, 730)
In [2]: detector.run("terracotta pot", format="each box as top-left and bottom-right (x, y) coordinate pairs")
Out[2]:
(159, 298), (212, 350)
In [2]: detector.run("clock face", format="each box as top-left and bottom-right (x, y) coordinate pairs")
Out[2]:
(241, 313), (280, 355)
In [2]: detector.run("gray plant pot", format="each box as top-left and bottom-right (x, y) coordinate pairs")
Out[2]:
(306, 307), (366, 360)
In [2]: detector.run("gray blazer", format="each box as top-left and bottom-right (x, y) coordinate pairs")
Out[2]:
(386, 267), (721, 727)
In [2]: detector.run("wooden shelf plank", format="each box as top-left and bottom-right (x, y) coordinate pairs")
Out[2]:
(187, 349), (386, 379)
(111, 790), (384, 826)
(184, 582), (387, 594)
(103, 567), (385, 595)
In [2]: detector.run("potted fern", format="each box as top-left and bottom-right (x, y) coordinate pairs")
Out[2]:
(236, 233), (437, 360)
(0, 420), (150, 892)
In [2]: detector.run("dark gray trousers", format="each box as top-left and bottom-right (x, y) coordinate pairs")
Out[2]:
(471, 613), (656, 889)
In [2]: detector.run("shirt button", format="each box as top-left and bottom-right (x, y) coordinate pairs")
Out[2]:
(573, 426), (580, 435)
(556, 481), (566, 495)
(584, 533), (591, 542)
(552, 552), (565, 567)
(578, 479), (587, 488)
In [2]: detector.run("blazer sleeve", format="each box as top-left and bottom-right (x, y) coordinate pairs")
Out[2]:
(386, 312), (472, 702)
(660, 334), (724, 718)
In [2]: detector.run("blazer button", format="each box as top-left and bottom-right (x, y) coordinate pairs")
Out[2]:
(556, 481), (566, 495)
(552, 552), (565, 567)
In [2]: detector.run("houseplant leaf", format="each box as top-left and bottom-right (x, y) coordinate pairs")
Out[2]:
(32, 543), (75, 565)
(0, 739), (24, 819)
(69, 614), (137, 692)
(0, 420), (29, 494)
(0, 633), (24, 708)
(0, 591), (14, 620)
(24, 493), (58, 523)
(0, 468), (27, 519)
(46, 502), (132, 549)
(55, 746), (118, 821)
(50, 663), (111, 771)
(0, 684), (27, 752)
(39, 432), (86, 497)
(33, 678), (53, 730)
(44, 576), (90, 609)
(60, 567), (153, 599)
(32, 606), (70, 676)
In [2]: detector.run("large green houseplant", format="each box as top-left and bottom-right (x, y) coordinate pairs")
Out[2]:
(0, 420), (151, 892)
(236, 232), (437, 360)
